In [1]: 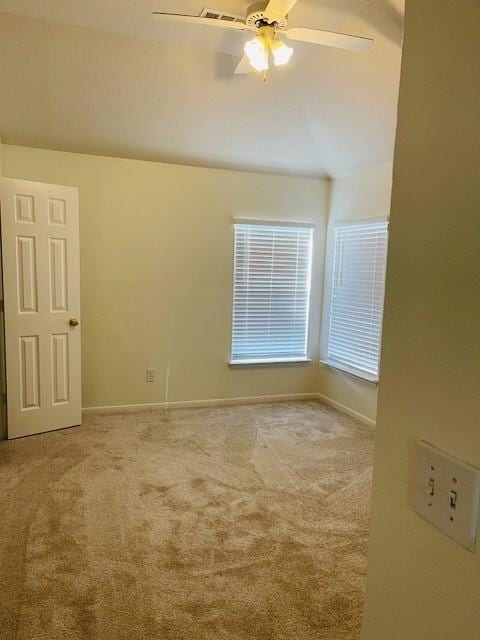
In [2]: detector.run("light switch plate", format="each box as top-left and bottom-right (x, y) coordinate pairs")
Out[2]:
(414, 441), (480, 551)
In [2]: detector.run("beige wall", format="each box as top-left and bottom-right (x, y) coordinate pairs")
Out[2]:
(0, 136), (5, 440)
(363, 1), (480, 638)
(2, 145), (328, 409)
(318, 163), (393, 423)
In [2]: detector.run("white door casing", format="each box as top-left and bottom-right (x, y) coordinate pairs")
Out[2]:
(0, 178), (81, 439)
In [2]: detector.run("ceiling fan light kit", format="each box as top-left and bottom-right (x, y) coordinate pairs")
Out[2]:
(270, 37), (294, 66)
(244, 31), (270, 72)
(244, 26), (294, 76)
(152, 0), (374, 78)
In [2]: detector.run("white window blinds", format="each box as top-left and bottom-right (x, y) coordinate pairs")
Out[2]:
(328, 220), (389, 380)
(231, 222), (314, 364)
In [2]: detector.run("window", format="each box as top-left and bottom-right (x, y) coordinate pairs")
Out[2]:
(327, 220), (389, 381)
(231, 221), (314, 364)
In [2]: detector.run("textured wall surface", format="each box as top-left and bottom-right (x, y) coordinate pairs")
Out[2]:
(363, 1), (480, 638)
(3, 145), (328, 408)
(319, 163), (393, 423)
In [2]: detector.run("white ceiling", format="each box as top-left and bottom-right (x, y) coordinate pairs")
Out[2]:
(0, 0), (404, 177)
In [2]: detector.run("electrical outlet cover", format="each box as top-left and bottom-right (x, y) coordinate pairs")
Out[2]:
(414, 441), (480, 552)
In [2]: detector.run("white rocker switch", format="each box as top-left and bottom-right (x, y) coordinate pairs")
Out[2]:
(414, 441), (480, 552)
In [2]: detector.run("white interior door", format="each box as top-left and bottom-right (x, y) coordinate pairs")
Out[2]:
(0, 178), (81, 439)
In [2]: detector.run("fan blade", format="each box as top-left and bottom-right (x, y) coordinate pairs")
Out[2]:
(264, 0), (299, 22)
(285, 27), (373, 51)
(234, 55), (253, 75)
(152, 12), (247, 31)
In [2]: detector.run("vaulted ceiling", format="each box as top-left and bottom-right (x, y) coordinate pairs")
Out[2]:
(0, 1), (404, 177)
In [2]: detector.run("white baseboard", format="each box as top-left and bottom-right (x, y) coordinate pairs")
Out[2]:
(83, 392), (376, 429)
(316, 393), (376, 429)
(82, 392), (319, 415)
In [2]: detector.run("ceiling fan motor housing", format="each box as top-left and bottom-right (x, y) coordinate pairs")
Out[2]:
(246, 2), (288, 30)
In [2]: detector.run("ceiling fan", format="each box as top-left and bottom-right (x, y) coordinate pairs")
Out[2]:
(152, 1), (374, 77)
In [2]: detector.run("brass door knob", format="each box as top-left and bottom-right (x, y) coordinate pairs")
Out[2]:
(69, 318), (80, 327)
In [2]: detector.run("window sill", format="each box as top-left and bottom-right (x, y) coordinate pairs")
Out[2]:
(320, 360), (379, 385)
(229, 358), (312, 368)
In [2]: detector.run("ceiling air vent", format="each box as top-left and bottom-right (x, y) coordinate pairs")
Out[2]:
(200, 7), (244, 22)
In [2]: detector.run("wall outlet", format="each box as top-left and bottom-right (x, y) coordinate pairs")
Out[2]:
(414, 441), (480, 551)
(146, 368), (155, 383)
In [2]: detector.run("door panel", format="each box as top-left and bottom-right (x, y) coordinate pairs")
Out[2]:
(20, 335), (40, 410)
(49, 237), (68, 311)
(0, 178), (81, 439)
(17, 236), (38, 312)
(51, 333), (70, 405)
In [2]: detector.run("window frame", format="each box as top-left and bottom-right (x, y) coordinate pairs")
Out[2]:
(321, 216), (389, 384)
(229, 218), (315, 367)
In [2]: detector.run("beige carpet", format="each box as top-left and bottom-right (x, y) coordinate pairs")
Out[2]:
(0, 401), (374, 640)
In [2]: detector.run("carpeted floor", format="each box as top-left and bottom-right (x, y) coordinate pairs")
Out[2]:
(0, 401), (374, 640)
